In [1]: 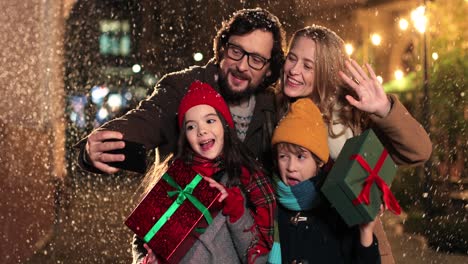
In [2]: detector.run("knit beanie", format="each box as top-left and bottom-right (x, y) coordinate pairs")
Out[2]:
(178, 80), (234, 128)
(271, 98), (329, 163)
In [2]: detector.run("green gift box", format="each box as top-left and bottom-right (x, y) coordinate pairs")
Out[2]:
(321, 129), (401, 227)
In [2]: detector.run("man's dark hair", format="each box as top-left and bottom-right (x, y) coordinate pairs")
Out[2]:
(213, 8), (286, 89)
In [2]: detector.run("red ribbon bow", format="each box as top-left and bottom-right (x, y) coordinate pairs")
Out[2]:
(350, 149), (401, 215)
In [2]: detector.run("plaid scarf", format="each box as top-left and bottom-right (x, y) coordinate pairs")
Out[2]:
(241, 167), (276, 263)
(187, 153), (276, 263)
(189, 153), (224, 178)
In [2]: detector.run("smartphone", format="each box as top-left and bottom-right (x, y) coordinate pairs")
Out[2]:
(105, 139), (147, 174)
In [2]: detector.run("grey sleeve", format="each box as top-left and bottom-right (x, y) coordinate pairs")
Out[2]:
(227, 208), (256, 264)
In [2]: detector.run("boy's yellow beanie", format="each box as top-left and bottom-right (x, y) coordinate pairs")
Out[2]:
(272, 98), (329, 163)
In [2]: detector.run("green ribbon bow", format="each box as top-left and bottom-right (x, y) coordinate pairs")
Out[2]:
(143, 173), (214, 243)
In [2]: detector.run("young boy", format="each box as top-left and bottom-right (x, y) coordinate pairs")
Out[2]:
(268, 98), (381, 264)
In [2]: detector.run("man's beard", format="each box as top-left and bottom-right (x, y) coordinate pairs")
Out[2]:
(218, 69), (265, 103)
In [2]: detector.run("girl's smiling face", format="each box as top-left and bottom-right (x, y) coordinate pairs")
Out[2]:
(184, 104), (224, 160)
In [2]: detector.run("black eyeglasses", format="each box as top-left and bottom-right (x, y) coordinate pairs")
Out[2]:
(225, 43), (270, 70)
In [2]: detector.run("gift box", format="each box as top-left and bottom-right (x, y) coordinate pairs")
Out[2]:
(321, 129), (401, 227)
(125, 161), (222, 263)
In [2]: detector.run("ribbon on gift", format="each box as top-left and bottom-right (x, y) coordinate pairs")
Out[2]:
(143, 173), (214, 243)
(350, 149), (401, 215)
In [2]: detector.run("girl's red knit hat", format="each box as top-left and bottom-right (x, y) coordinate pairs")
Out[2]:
(178, 80), (234, 128)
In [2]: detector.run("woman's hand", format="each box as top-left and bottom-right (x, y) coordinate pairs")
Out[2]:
(142, 244), (157, 264)
(358, 204), (385, 247)
(339, 59), (391, 118)
(203, 177), (228, 202)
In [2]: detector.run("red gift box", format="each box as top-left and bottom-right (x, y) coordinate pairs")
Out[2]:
(125, 161), (222, 263)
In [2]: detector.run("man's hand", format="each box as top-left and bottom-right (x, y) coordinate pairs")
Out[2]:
(85, 130), (125, 174)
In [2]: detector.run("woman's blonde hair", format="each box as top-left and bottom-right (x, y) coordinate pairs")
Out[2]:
(277, 25), (369, 137)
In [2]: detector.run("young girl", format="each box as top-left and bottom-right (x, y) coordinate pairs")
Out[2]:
(268, 98), (381, 264)
(132, 81), (275, 264)
(277, 25), (432, 263)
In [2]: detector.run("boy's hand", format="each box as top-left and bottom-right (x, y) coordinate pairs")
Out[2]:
(359, 204), (385, 247)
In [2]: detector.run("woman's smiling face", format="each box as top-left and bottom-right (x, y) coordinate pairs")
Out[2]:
(283, 36), (316, 99)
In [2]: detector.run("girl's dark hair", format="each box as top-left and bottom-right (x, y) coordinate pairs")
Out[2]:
(177, 110), (263, 187)
(213, 8), (286, 89)
(140, 110), (263, 197)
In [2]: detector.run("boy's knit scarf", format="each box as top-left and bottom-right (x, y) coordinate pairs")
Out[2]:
(186, 153), (276, 263)
(267, 173), (324, 264)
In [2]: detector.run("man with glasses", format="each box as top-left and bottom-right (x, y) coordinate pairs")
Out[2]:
(76, 8), (285, 262)
(225, 43), (270, 71)
(78, 8), (285, 174)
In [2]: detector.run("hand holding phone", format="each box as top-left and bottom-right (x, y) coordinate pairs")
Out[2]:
(104, 139), (147, 174)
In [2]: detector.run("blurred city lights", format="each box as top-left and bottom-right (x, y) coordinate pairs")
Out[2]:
(345, 43), (354, 55)
(90, 85), (110, 104)
(399, 18), (409, 30)
(124, 91), (133, 101)
(97, 107), (109, 120)
(371, 33), (382, 46)
(132, 64), (141, 73)
(411, 6), (427, 33)
(394, 70), (404, 80)
(193, 52), (203, 62)
(143, 73), (157, 87)
(107, 93), (123, 110)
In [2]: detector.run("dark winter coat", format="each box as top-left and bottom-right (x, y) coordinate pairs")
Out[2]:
(277, 201), (380, 264)
(77, 60), (276, 173)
